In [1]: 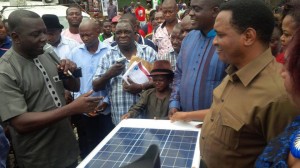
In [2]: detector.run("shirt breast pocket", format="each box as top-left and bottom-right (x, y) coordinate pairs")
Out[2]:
(213, 111), (245, 149)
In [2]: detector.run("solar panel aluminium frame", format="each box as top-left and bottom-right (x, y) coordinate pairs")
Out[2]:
(76, 119), (201, 168)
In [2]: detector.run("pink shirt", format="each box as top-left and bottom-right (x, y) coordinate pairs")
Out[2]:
(61, 29), (83, 44)
(152, 23), (173, 58)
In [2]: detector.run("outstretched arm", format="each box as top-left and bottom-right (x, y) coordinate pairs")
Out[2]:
(170, 109), (210, 122)
(10, 91), (101, 134)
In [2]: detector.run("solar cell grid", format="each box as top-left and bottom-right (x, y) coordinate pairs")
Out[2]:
(84, 127), (198, 168)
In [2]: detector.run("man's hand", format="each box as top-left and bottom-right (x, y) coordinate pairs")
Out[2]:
(64, 90), (73, 104)
(58, 59), (77, 76)
(85, 97), (106, 117)
(168, 108), (178, 118)
(95, 102), (108, 113)
(121, 113), (131, 120)
(68, 90), (102, 115)
(107, 63), (125, 78)
(123, 77), (143, 94)
(170, 111), (189, 123)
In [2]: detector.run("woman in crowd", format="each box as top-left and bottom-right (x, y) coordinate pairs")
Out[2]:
(276, 3), (300, 63)
(255, 29), (300, 167)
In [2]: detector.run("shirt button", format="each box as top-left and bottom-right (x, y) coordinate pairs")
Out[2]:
(210, 118), (214, 122)
(221, 99), (224, 102)
(201, 136), (205, 140)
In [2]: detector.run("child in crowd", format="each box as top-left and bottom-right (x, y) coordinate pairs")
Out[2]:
(159, 23), (186, 71)
(121, 60), (174, 120)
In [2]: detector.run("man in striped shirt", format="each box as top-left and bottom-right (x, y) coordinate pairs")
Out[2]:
(93, 20), (157, 125)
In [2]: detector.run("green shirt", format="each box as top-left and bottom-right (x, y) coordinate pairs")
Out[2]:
(98, 33), (113, 42)
(0, 49), (79, 168)
(128, 88), (170, 119)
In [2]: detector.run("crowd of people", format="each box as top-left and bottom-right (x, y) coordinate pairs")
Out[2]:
(0, 0), (300, 167)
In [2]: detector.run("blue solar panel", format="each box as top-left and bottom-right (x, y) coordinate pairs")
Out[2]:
(84, 127), (199, 168)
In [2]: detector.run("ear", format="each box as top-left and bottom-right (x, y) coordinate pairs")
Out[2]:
(212, 7), (220, 18)
(242, 28), (256, 46)
(10, 31), (21, 44)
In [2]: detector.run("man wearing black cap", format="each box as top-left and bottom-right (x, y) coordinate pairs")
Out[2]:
(42, 14), (80, 59)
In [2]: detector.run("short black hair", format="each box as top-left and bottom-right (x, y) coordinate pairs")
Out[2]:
(220, 0), (275, 45)
(284, 9), (300, 28)
(207, 0), (224, 8)
(66, 4), (82, 15)
(8, 9), (40, 32)
(120, 13), (137, 26)
(116, 20), (135, 32)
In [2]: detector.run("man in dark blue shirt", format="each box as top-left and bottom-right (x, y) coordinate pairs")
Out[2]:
(0, 20), (12, 57)
(0, 125), (9, 168)
(169, 0), (227, 119)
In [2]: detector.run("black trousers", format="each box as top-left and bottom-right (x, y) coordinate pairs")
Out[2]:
(72, 113), (115, 159)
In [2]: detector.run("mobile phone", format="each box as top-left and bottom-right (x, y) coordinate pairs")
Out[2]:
(116, 57), (127, 64)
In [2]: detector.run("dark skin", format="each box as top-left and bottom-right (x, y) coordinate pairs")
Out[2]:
(79, 19), (100, 54)
(169, 0), (219, 117)
(0, 20), (8, 44)
(45, 29), (62, 47)
(79, 20), (109, 116)
(102, 21), (112, 39)
(121, 74), (172, 119)
(152, 75), (172, 98)
(93, 22), (144, 94)
(161, 0), (179, 35)
(9, 17), (101, 134)
(118, 16), (155, 90)
(66, 7), (83, 34)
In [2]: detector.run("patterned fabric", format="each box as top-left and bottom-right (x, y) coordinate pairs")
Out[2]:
(159, 49), (178, 71)
(169, 30), (227, 111)
(0, 49), (78, 167)
(103, 36), (115, 46)
(0, 125), (9, 168)
(94, 42), (157, 125)
(0, 37), (12, 57)
(135, 6), (146, 22)
(98, 33), (113, 42)
(33, 58), (63, 107)
(152, 22), (175, 58)
(255, 116), (300, 168)
(53, 36), (80, 59)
